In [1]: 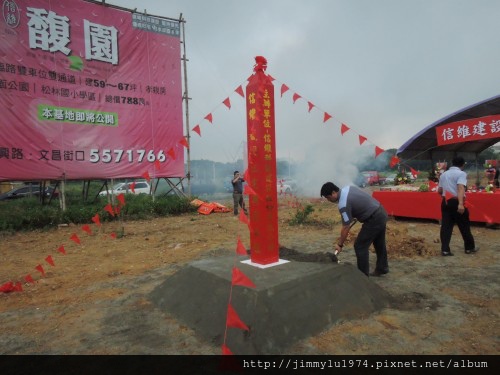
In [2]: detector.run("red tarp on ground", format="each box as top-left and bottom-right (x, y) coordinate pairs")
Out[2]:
(191, 200), (231, 215)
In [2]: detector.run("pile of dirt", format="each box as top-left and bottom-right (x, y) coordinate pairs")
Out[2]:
(385, 225), (440, 258)
(340, 225), (439, 259)
(278, 246), (338, 263)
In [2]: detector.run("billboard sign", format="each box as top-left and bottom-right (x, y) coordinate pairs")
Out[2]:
(436, 115), (500, 146)
(0, 0), (184, 180)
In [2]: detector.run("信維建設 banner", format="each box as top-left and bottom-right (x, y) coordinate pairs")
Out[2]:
(436, 115), (500, 146)
(0, 0), (184, 180)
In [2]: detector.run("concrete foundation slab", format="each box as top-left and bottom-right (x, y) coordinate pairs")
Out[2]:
(149, 256), (392, 354)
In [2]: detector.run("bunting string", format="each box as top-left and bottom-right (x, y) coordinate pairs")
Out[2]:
(0, 148), (197, 294)
(221, 166), (257, 355)
(188, 73), (389, 161)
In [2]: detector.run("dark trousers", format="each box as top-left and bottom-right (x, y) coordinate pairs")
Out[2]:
(440, 198), (475, 252)
(233, 193), (247, 215)
(354, 206), (389, 276)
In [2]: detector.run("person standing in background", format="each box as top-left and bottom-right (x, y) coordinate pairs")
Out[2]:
(231, 171), (248, 216)
(438, 156), (477, 256)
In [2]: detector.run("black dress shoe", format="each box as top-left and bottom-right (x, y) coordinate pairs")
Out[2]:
(465, 247), (479, 254)
(370, 269), (389, 277)
(441, 251), (454, 256)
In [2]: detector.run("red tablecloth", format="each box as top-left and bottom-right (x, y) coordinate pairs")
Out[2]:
(372, 190), (500, 224)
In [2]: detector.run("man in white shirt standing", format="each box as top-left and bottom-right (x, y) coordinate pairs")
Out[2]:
(438, 156), (477, 256)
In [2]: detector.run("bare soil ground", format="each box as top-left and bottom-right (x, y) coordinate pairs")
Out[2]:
(0, 193), (499, 355)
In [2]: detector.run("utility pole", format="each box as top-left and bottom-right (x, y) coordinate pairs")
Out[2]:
(180, 14), (191, 196)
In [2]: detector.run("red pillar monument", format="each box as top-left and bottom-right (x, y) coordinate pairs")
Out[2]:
(245, 56), (279, 265)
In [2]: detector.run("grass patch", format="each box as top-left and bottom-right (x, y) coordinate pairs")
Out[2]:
(0, 192), (197, 233)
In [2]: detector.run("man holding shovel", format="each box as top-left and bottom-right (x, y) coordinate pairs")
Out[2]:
(321, 182), (389, 277)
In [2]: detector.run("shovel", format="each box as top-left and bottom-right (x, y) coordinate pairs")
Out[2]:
(328, 219), (358, 263)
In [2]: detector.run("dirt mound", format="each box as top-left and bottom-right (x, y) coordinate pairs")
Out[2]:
(279, 246), (338, 263)
(385, 225), (439, 258)
(343, 225), (439, 259)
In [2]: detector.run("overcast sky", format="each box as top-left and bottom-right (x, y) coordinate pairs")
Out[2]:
(108, 0), (499, 187)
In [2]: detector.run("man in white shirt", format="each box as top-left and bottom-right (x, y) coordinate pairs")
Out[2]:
(437, 156), (477, 256)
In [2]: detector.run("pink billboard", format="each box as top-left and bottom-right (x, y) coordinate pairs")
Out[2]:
(0, 0), (184, 181)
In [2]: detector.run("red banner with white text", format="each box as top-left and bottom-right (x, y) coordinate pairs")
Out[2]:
(0, 0), (184, 181)
(435, 115), (500, 146)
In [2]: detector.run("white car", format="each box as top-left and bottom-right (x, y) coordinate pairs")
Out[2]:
(98, 181), (151, 196)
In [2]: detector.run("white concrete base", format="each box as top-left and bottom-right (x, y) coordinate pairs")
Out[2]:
(240, 258), (290, 269)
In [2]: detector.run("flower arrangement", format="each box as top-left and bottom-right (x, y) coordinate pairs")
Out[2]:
(485, 184), (496, 193)
(394, 171), (410, 185)
(428, 169), (438, 182)
(418, 184), (429, 192)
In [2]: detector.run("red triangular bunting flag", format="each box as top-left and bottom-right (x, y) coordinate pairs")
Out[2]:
(25, 274), (35, 284)
(110, 233), (117, 239)
(104, 203), (115, 217)
(340, 123), (350, 135)
(389, 156), (400, 168)
(232, 267), (256, 288)
(223, 97), (231, 109)
(280, 84), (289, 97)
(192, 125), (201, 136)
(116, 193), (126, 206)
(0, 281), (14, 293)
(323, 112), (332, 123)
(445, 191), (455, 201)
(235, 85), (244, 97)
(91, 214), (101, 227)
(13, 282), (23, 292)
(359, 135), (367, 145)
(82, 224), (92, 235)
(226, 304), (249, 331)
(45, 255), (55, 267)
(243, 184), (256, 196)
(307, 101), (315, 113)
(267, 74), (275, 81)
(236, 237), (247, 256)
(179, 137), (189, 148)
(292, 93), (301, 103)
(410, 167), (419, 177)
(221, 344), (233, 355)
(204, 113), (213, 124)
(128, 181), (136, 193)
(239, 210), (249, 225)
(57, 245), (66, 255)
(35, 264), (45, 277)
(70, 233), (81, 245)
(167, 148), (176, 160)
(154, 159), (162, 170)
(375, 146), (385, 158)
(142, 171), (151, 182)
